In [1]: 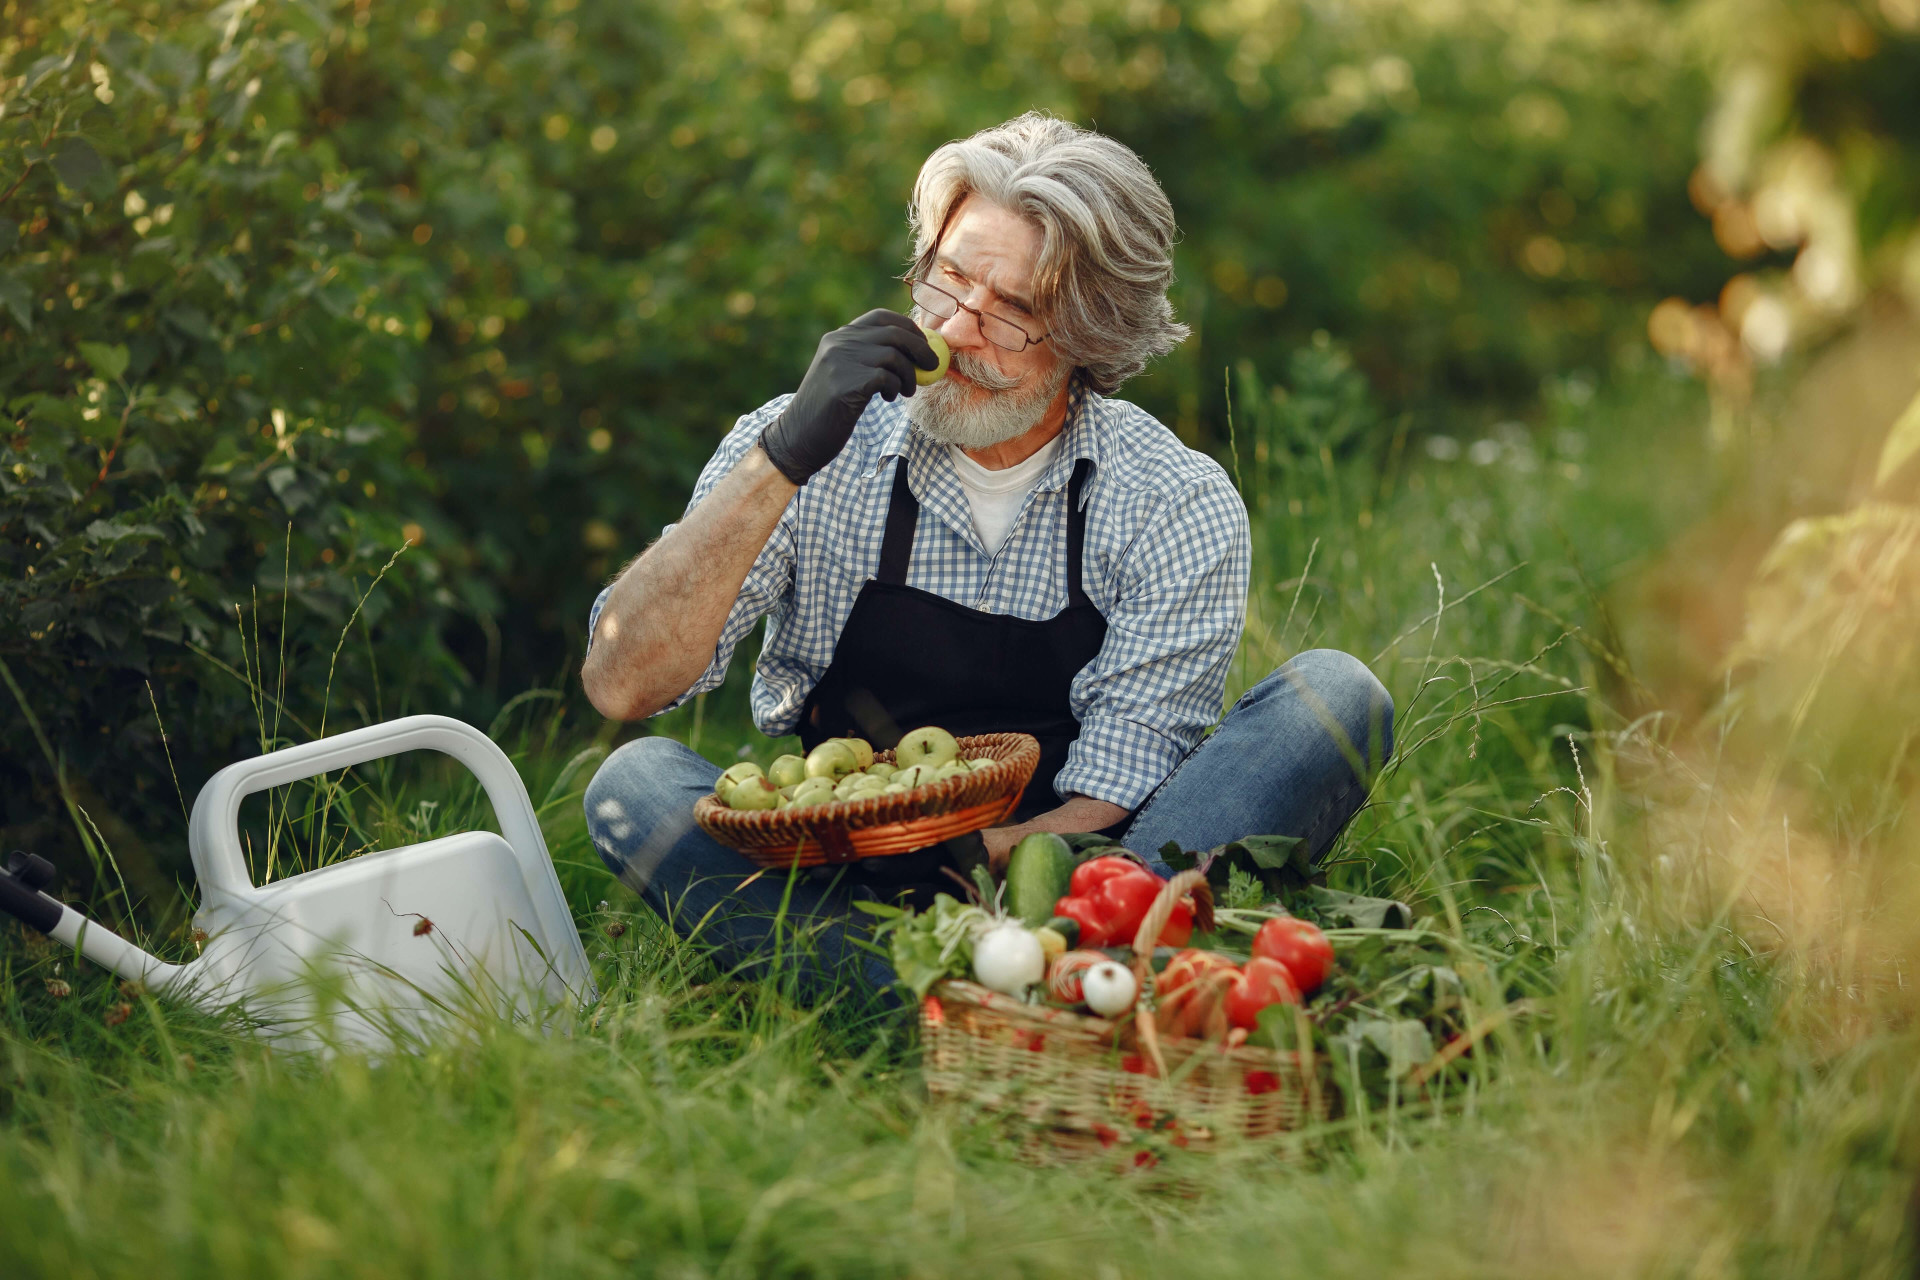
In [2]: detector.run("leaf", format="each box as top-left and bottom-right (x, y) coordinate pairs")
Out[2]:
(79, 341), (129, 382)
(1226, 834), (1307, 872)
(84, 519), (161, 544)
(1875, 387), (1920, 489)
(1298, 885), (1414, 930)
(51, 137), (108, 193)
(0, 217), (17, 256)
(0, 272), (30, 332)
(1358, 1017), (1435, 1078)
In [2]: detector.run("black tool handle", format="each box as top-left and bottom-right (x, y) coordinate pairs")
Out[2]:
(0, 851), (63, 935)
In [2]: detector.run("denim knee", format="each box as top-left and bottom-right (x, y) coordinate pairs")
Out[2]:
(583, 736), (701, 885)
(1260, 649), (1395, 770)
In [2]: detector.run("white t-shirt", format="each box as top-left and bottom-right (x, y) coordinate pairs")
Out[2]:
(947, 436), (1065, 558)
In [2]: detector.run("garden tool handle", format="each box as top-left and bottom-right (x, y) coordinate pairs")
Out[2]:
(187, 716), (566, 937)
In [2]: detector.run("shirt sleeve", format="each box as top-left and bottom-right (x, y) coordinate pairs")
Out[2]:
(1055, 474), (1250, 810)
(585, 396), (797, 715)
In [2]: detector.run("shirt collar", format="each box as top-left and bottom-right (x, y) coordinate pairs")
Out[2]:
(876, 376), (1100, 500)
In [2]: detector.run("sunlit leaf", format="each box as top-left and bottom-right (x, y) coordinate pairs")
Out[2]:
(1875, 387), (1920, 490)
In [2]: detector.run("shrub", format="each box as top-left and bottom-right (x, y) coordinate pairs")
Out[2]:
(0, 2), (466, 898)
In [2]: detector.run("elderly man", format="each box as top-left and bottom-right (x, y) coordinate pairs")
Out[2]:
(582, 114), (1391, 987)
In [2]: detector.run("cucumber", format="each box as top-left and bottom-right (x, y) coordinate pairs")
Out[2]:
(1005, 832), (1075, 926)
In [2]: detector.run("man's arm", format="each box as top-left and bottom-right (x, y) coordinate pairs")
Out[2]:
(582, 310), (937, 722)
(981, 796), (1131, 872)
(582, 445), (795, 721)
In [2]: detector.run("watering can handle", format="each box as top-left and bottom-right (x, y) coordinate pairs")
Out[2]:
(187, 715), (559, 916)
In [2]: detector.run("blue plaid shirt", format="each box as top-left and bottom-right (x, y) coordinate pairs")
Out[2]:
(588, 385), (1250, 811)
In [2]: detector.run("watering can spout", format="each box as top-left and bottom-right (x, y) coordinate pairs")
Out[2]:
(1, 851), (190, 996)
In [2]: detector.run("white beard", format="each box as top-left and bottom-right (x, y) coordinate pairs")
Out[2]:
(908, 349), (1072, 451)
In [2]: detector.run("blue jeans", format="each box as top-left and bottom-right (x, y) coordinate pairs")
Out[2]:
(583, 649), (1392, 996)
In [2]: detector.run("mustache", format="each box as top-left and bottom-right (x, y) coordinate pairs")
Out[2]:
(946, 349), (1022, 392)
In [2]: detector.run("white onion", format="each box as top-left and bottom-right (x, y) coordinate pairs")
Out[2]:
(971, 923), (1045, 995)
(1081, 962), (1138, 1017)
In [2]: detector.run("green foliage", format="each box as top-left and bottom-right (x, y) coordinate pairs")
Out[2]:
(0, 3), (470, 893)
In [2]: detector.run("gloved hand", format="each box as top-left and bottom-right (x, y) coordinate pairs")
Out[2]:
(759, 309), (940, 485)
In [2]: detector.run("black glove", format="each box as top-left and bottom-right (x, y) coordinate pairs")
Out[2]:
(759, 309), (940, 485)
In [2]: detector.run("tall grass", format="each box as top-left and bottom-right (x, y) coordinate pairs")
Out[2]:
(1, 364), (1914, 1277)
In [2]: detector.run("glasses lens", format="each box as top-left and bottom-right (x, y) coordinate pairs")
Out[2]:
(912, 281), (957, 319)
(978, 313), (1030, 352)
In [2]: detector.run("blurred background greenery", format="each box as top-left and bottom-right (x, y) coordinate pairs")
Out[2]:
(2, 0), (1917, 899)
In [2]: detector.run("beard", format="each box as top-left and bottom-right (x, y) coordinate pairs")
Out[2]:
(907, 348), (1072, 451)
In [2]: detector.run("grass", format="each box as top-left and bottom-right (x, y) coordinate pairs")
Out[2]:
(2, 359), (1916, 1278)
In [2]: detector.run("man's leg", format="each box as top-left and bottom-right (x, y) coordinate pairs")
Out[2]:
(1120, 649), (1394, 871)
(583, 736), (895, 996)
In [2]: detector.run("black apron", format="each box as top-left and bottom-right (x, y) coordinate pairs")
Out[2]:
(797, 452), (1108, 891)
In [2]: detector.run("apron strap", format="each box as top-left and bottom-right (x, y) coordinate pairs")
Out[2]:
(874, 452), (1096, 604)
(876, 457), (917, 586)
(1066, 456), (1095, 610)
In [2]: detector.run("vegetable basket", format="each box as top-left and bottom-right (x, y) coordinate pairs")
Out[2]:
(694, 733), (1040, 869)
(920, 870), (1328, 1157)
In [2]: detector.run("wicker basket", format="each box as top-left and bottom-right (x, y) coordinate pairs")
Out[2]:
(693, 732), (1040, 869)
(921, 870), (1328, 1155)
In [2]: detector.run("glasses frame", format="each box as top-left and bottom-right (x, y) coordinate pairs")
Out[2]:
(909, 277), (1049, 354)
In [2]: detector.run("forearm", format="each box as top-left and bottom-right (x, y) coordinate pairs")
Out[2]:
(581, 445), (796, 720)
(983, 795), (1132, 872)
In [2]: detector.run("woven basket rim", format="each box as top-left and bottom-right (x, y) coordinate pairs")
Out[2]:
(927, 978), (1321, 1073)
(693, 732), (1040, 861)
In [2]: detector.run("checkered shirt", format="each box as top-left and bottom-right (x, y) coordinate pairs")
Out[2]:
(588, 384), (1250, 811)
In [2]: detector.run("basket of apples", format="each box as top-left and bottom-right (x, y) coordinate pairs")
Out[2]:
(906, 846), (1336, 1158)
(693, 727), (1040, 869)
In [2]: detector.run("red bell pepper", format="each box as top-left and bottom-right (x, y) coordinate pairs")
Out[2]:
(1052, 856), (1193, 949)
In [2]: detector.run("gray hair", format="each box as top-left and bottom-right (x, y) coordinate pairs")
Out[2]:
(905, 113), (1188, 395)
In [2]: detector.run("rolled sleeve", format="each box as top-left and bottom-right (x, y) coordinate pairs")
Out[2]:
(1055, 478), (1250, 810)
(584, 397), (796, 714)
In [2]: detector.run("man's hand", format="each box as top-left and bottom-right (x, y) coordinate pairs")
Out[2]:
(981, 795), (1133, 873)
(759, 310), (939, 485)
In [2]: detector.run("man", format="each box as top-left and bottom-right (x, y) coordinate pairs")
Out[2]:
(582, 114), (1392, 987)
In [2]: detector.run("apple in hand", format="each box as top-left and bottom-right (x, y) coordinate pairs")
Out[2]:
(915, 327), (951, 386)
(895, 726), (958, 770)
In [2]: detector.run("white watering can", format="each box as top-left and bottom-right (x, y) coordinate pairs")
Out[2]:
(1, 715), (595, 1051)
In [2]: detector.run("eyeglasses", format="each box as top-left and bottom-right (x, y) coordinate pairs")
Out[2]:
(909, 278), (1048, 354)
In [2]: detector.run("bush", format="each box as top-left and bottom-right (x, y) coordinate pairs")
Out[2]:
(0, 3), (467, 898)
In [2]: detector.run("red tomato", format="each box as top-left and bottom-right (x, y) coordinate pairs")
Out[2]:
(1226, 957), (1301, 1030)
(1252, 917), (1334, 994)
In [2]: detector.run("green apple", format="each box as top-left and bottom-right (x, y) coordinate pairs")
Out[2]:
(891, 763), (937, 790)
(834, 772), (884, 800)
(915, 326), (951, 386)
(842, 737), (876, 770)
(726, 775), (781, 811)
(934, 761), (972, 784)
(805, 739), (859, 781)
(768, 754), (808, 788)
(788, 777), (837, 809)
(895, 726), (959, 770)
(864, 762), (896, 781)
(883, 783), (909, 794)
(720, 761), (765, 788)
